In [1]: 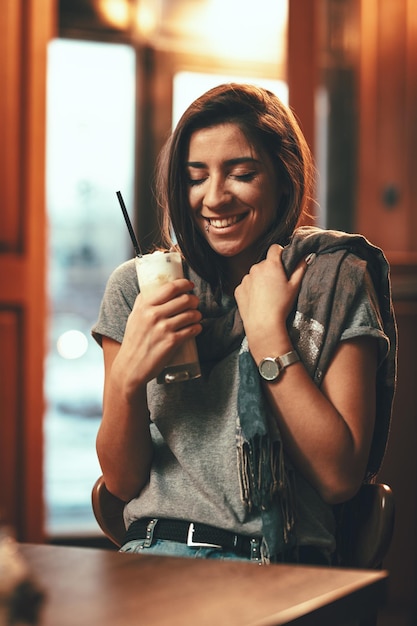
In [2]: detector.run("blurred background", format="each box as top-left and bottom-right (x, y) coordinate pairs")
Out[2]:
(1, 1), (416, 624)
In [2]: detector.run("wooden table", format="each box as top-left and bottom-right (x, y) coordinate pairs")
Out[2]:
(19, 543), (387, 626)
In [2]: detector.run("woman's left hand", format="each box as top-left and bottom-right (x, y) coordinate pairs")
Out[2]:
(235, 244), (310, 357)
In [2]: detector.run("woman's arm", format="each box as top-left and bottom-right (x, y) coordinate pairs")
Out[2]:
(96, 278), (202, 502)
(96, 336), (153, 502)
(235, 244), (377, 504)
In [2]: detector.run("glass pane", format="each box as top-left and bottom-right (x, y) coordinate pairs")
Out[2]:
(173, 72), (288, 129)
(44, 39), (136, 536)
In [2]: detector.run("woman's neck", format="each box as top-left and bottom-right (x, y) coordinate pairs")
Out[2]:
(224, 254), (256, 295)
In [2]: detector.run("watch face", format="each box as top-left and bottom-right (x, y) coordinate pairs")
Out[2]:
(259, 358), (280, 381)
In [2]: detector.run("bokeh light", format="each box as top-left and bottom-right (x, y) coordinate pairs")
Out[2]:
(56, 330), (89, 359)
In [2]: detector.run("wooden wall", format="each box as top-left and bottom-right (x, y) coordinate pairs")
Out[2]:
(0, 0), (56, 541)
(357, 0), (417, 255)
(290, 2), (417, 622)
(358, 1), (417, 623)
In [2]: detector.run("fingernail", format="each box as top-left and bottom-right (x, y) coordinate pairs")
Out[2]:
(305, 252), (316, 266)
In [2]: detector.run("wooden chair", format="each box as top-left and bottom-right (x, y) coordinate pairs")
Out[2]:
(91, 476), (126, 548)
(334, 482), (395, 570)
(334, 483), (395, 626)
(92, 476), (395, 569)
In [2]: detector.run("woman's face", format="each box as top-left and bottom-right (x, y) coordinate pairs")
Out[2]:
(186, 123), (282, 270)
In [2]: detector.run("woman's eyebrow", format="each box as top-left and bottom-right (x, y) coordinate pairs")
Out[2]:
(186, 156), (260, 168)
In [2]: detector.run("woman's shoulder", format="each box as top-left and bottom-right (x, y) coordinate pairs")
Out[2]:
(100, 258), (139, 309)
(106, 258), (137, 289)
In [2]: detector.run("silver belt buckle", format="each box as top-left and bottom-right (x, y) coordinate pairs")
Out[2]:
(186, 523), (222, 549)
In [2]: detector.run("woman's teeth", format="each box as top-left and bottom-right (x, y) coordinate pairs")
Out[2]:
(207, 215), (243, 229)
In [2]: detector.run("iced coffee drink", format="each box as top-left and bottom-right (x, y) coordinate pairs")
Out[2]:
(135, 251), (201, 383)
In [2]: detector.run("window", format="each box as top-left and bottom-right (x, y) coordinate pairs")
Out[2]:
(45, 39), (136, 536)
(173, 72), (288, 128)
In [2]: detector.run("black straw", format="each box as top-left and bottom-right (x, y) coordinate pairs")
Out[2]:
(116, 191), (142, 257)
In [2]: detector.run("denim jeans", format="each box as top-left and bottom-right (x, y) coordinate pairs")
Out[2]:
(120, 539), (256, 562)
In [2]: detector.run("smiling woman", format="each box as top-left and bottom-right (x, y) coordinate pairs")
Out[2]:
(92, 83), (396, 566)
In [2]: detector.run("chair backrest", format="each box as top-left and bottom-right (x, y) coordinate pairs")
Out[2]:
(335, 482), (395, 569)
(91, 476), (395, 568)
(91, 476), (125, 547)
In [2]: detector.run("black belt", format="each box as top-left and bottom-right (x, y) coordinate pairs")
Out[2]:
(125, 518), (261, 559)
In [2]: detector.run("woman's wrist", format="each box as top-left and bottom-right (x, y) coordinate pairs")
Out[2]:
(248, 329), (294, 365)
(109, 363), (148, 407)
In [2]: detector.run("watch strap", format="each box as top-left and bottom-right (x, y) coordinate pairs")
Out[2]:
(277, 350), (300, 369)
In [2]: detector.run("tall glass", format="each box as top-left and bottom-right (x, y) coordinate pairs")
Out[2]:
(135, 251), (201, 384)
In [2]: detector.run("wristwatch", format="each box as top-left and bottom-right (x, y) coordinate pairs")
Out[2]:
(258, 350), (300, 382)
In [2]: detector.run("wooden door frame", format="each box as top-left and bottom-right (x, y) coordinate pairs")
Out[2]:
(0, 0), (56, 542)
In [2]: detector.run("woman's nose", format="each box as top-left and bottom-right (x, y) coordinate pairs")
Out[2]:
(203, 176), (231, 210)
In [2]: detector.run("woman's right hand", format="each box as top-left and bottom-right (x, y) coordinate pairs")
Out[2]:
(113, 278), (203, 395)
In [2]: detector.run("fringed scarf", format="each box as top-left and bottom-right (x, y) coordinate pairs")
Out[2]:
(237, 337), (296, 561)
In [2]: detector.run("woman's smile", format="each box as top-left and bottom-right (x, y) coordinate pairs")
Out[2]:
(203, 213), (247, 230)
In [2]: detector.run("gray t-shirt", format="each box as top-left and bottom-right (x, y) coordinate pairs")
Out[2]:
(92, 258), (389, 556)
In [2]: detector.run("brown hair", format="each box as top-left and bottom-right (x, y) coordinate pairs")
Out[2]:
(156, 83), (315, 290)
